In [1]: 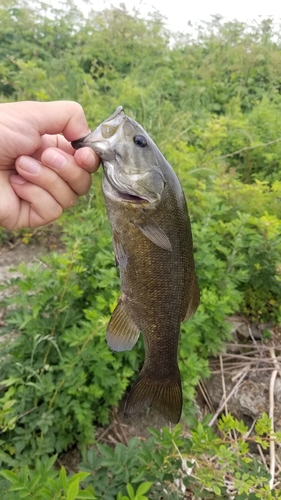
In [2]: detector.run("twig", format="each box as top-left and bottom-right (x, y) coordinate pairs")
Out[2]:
(218, 353), (281, 362)
(208, 371), (248, 427)
(0, 405), (37, 435)
(257, 443), (269, 471)
(217, 137), (281, 159)
(269, 348), (279, 490)
(231, 365), (251, 382)
(269, 346), (281, 378)
(247, 324), (257, 345)
(242, 418), (256, 440)
(224, 343), (281, 350)
(220, 354), (239, 441)
(107, 434), (118, 445)
(220, 354), (228, 415)
(114, 414), (128, 445)
(97, 422), (114, 442)
(211, 367), (281, 375)
(198, 380), (215, 413)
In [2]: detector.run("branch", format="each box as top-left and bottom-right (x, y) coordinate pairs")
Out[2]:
(217, 137), (281, 159)
(269, 348), (280, 490)
(208, 370), (248, 427)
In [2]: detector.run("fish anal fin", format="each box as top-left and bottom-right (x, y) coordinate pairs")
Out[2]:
(124, 369), (182, 424)
(133, 212), (172, 251)
(112, 230), (128, 269)
(107, 298), (140, 352)
(183, 271), (200, 321)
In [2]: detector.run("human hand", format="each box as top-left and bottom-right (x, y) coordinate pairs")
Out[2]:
(0, 101), (100, 230)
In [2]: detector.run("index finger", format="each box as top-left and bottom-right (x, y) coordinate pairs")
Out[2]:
(2, 101), (91, 142)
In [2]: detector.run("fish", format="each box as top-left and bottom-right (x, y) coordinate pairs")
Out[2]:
(72, 106), (200, 423)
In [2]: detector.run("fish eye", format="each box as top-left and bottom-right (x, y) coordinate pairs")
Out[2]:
(133, 134), (147, 148)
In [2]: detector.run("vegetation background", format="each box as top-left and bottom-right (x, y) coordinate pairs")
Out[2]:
(0, 0), (280, 498)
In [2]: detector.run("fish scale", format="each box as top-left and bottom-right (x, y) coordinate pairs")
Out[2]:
(72, 106), (200, 423)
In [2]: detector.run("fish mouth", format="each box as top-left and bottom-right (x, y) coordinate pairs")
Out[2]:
(71, 136), (88, 150)
(104, 178), (149, 204)
(118, 192), (147, 204)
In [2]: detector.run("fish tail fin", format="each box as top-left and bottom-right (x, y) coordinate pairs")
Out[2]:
(124, 368), (182, 424)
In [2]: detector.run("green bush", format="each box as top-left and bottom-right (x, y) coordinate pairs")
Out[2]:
(0, 197), (141, 464)
(2, 415), (279, 499)
(1, 170), (280, 464)
(79, 415), (281, 499)
(0, 456), (96, 499)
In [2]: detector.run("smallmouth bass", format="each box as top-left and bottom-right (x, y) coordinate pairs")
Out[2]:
(72, 107), (200, 423)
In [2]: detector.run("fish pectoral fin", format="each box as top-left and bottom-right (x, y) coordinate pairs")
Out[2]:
(112, 230), (128, 269)
(133, 213), (172, 251)
(182, 271), (200, 321)
(124, 369), (182, 424)
(107, 298), (140, 352)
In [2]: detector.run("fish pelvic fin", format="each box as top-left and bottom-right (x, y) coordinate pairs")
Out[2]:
(107, 297), (140, 352)
(124, 369), (182, 424)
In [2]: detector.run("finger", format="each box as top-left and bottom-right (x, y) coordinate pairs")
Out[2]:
(15, 156), (79, 208)
(41, 146), (99, 177)
(31, 137), (100, 173)
(40, 147), (98, 192)
(31, 134), (74, 161)
(9, 176), (63, 228)
(1, 101), (91, 141)
(74, 147), (100, 173)
(0, 171), (20, 230)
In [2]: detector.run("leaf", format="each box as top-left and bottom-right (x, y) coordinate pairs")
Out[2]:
(59, 466), (67, 488)
(28, 474), (41, 491)
(213, 484), (221, 496)
(131, 469), (147, 484)
(0, 451), (16, 465)
(126, 483), (135, 500)
(3, 399), (17, 411)
(0, 470), (19, 484)
(45, 455), (58, 472)
(39, 488), (54, 499)
(76, 490), (97, 499)
(136, 482), (153, 496)
(68, 472), (90, 484)
(19, 490), (31, 498)
(67, 480), (79, 500)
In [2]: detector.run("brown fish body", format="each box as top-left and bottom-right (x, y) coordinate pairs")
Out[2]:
(72, 107), (200, 423)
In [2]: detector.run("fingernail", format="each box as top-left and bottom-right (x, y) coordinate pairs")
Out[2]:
(18, 156), (41, 174)
(82, 148), (97, 165)
(10, 174), (26, 185)
(43, 151), (67, 170)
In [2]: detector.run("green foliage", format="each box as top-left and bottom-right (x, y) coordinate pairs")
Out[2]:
(116, 482), (152, 500)
(1, 415), (280, 498)
(0, 455), (96, 499)
(78, 417), (280, 499)
(0, 200), (142, 464)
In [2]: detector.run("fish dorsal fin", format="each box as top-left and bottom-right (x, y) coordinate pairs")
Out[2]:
(133, 211), (172, 251)
(112, 230), (128, 269)
(107, 297), (140, 352)
(182, 271), (200, 321)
